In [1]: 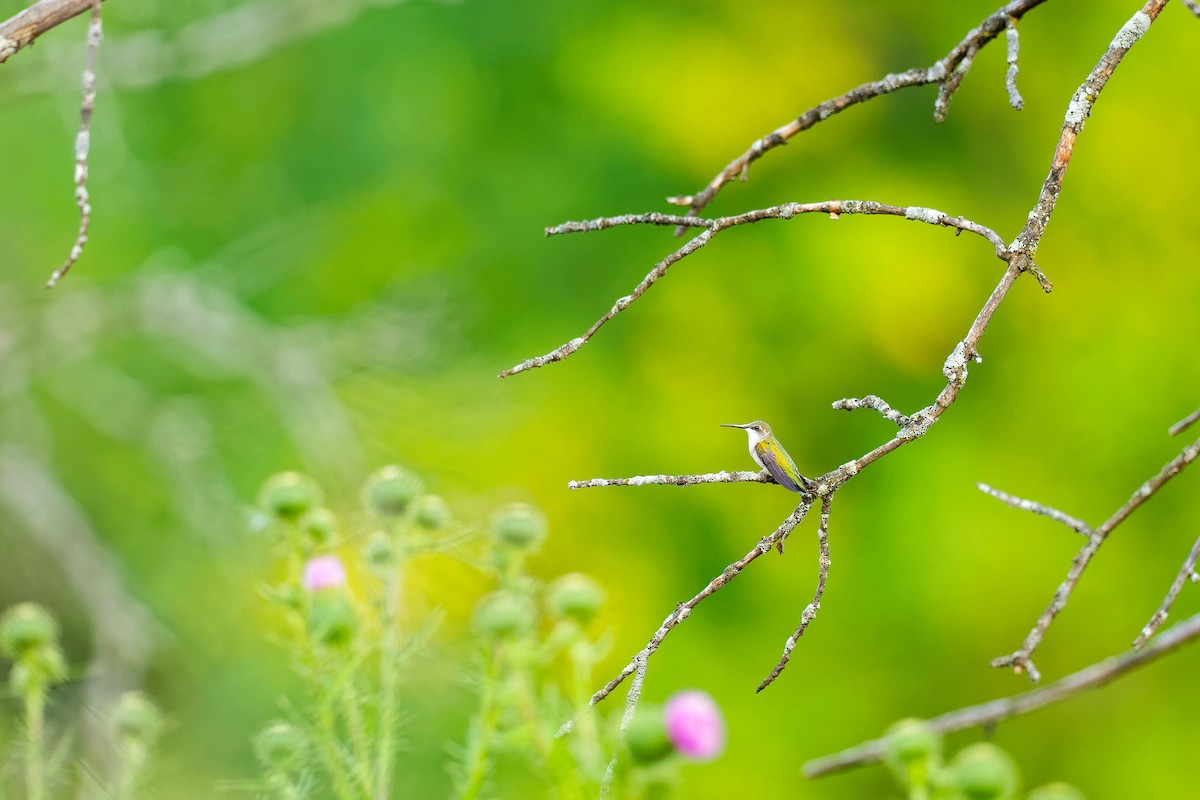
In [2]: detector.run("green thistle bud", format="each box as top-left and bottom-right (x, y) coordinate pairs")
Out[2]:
(258, 472), (322, 521)
(112, 692), (163, 747)
(362, 465), (424, 518)
(951, 742), (1020, 800)
(413, 495), (450, 531)
(0, 603), (59, 659)
(299, 507), (338, 547)
(884, 718), (942, 766)
(625, 705), (673, 765)
(491, 504), (547, 551)
(307, 592), (358, 647)
(1027, 783), (1086, 800)
(9, 646), (67, 694)
(473, 592), (535, 639)
(363, 531), (398, 574)
(254, 721), (308, 771)
(547, 573), (604, 624)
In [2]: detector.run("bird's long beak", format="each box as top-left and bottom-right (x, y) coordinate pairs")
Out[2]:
(719, 423), (748, 429)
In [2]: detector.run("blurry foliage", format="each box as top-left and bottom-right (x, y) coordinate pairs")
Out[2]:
(882, 719), (1084, 800)
(0, 0), (1197, 797)
(248, 467), (708, 799)
(0, 603), (162, 800)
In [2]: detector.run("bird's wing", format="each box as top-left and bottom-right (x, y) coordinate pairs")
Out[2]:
(755, 439), (807, 493)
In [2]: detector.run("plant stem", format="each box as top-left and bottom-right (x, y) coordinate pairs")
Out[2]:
(511, 658), (583, 800)
(338, 665), (375, 797)
(114, 738), (147, 800)
(458, 648), (499, 800)
(25, 682), (45, 800)
(374, 534), (406, 800)
(267, 769), (305, 800)
(567, 638), (604, 783)
(315, 693), (359, 800)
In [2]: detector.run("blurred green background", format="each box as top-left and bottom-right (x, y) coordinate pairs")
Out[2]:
(1, 0), (1198, 796)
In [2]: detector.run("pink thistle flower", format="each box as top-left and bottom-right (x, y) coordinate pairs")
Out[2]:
(303, 555), (346, 591)
(664, 690), (725, 761)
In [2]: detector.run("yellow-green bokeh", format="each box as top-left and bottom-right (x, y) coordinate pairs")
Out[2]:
(0, 0), (1197, 797)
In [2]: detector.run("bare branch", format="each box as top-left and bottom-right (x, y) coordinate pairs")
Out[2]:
(558, 502), (810, 736)
(568, 470), (771, 490)
(1005, 16), (1024, 109)
(45, 0), (101, 289)
(1182, 0), (1200, 17)
(1169, 408), (1200, 438)
(0, 0), (99, 64)
(598, 655), (648, 798)
(977, 482), (1092, 536)
(1133, 534), (1200, 650)
(757, 496), (833, 693)
(993, 432), (1200, 679)
(832, 395), (911, 429)
(804, 610), (1200, 778)
(1008, 0), (1167, 259)
(503, 199), (1009, 378)
(674, 0), (1049, 227)
(499, 226), (712, 378)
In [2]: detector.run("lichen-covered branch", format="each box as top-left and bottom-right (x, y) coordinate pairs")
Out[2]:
(45, 0), (101, 289)
(568, 470), (771, 490)
(558, 502), (810, 736)
(992, 431), (1200, 680)
(757, 496), (833, 693)
(0, 0), (99, 63)
(1169, 408), (1200, 437)
(1005, 16), (1024, 109)
(672, 0), (1049, 227)
(804, 610), (1200, 778)
(977, 482), (1091, 536)
(502, 200), (1009, 378)
(832, 395), (911, 429)
(1133, 534), (1200, 650)
(1007, 0), (1168, 259)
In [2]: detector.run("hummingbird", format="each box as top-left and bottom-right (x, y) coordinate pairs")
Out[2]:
(721, 420), (810, 493)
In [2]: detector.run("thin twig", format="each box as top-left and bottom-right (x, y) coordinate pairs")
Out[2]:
(1169, 408), (1200, 437)
(757, 496), (833, 693)
(569, 470), (770, 490)
(557, 502), (810, 736)
(977, 482), (1092, 536)
(804, 610), (1200, 778)
(1005, 16), (1024, 109)
(1007, 0), (1167, 259)
(503, 199), (1009, 378)
(1182, 0), (1200, 17)
(45, 0), (101, 289)
(673, 0), (1050, 228)
(598, 656), (647, 798)
(1133, 534), (1200, 650)
(832, 395), (911, 429)
(993, 432), (1200, 679)
(0, 0), (99, 64)
(935, 43), (980, 121)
